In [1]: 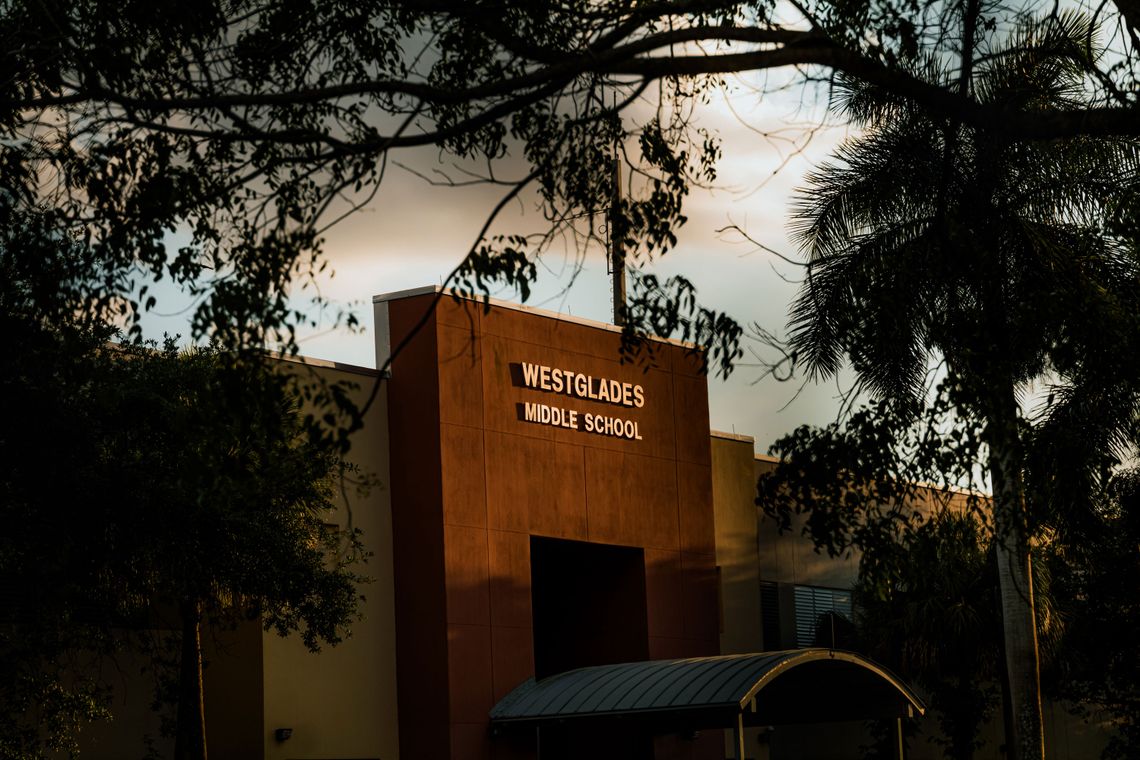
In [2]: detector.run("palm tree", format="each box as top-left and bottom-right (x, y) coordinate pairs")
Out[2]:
(786, 12), (1140, 760)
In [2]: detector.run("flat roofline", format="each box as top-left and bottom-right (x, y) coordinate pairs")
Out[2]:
(109, 342), (382, 378)
(373, 285), (696, 350)
(710, 429), (755, 444)
(750, 449), (990, 498)
(272, 351), (381, 378)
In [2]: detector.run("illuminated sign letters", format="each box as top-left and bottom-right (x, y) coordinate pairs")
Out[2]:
(519, 362), (644, 408)
(515, 361), (645, 441)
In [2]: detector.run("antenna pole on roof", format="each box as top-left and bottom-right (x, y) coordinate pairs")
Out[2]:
(609, 152), (626, 326)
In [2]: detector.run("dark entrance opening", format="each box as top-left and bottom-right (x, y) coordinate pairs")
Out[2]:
(529, 536), (649, 679)
(530, 536), (652, 760)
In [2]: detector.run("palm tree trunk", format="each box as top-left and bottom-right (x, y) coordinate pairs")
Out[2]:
(985, 392), (1045, 760)
(174, 597), (208, 760)
(995, 599), (1016, 757)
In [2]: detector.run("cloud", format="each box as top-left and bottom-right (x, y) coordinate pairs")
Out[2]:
(143, 84), (854, 448)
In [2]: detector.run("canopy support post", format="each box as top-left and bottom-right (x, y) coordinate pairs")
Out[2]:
(896, 717), (905, 760)
(733, 712), (745, 760)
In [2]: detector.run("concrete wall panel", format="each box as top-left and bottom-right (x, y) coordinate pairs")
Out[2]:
(484, 431), (588, 539)
(491, 624), (535, 703)
(438, 323), (484, 429)
(672, 374), (712, 466)
(487, 529), (532, 628)
(442, 423), (488, 529)
(447, 623), (496, 724)
(678, 461), (716, 555)
(680, 551), (720, 643)
(444, 524), (491, 626)
(644, 548), (686, 638)
(584, 449), (680, 550)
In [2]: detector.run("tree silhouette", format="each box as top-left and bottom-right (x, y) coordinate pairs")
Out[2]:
(0, 330), (368, 758)
(3, 0), (1139, 364)
(784, 12), (1140, 760)
(854, 512), (1004, 760)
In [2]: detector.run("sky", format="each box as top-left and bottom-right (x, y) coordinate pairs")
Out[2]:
(143, 73), (858, 453)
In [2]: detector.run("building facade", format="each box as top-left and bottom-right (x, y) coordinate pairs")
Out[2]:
(78, 287), (1109, 760)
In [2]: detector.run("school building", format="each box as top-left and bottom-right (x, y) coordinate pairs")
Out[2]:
(80, 287), (1108, 760)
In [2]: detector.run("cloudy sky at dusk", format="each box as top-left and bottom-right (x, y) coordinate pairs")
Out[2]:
(146, 74), (857, 451)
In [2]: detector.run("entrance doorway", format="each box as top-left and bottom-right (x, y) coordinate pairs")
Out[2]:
(529, 536), (649, 679)
(529, 536), (652, 760)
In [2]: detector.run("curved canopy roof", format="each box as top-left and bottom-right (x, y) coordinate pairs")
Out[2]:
(490, 649), (925, 731)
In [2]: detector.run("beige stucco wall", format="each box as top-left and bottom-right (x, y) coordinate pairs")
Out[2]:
(710, 432), (766, 760)
(76, 357), (398, 760)
(72, 646), (174, 759)
(710, 432), (763, 656)
(205, 616), (265, 758)
(754, 456), (860, 591)
(259, 362), (399, 760)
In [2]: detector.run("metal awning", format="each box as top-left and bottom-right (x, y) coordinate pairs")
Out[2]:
(490, 649), (925, 735)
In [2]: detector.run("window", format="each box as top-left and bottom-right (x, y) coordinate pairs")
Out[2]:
(759, 582), (855, 650)
(793, 585), (853, 648)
